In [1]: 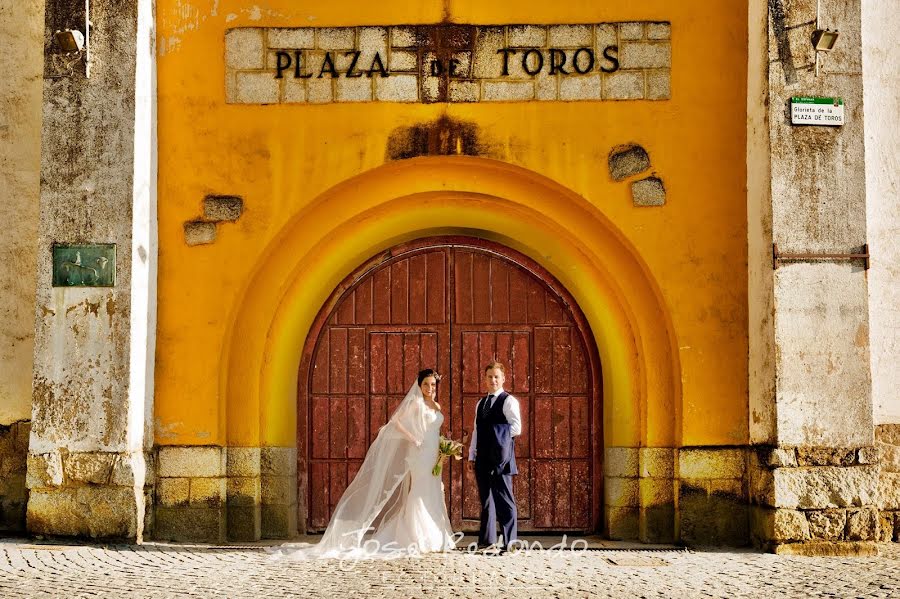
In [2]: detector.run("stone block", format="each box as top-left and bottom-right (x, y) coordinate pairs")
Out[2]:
(27, 487), (137, 539)
(375, 75), (418, 102)
(183, 221), (216, 246)
(773, 465), (878, 509)
(595, 24), (617, 54)
(795, 447), (856, 467)
(878, 512), (894, 543)
(876, 424), (900, 446)
(336, 77), (373, 102)
(227, 477), (261, 507)
(559, 74), (602, 101)
(154, 506), (225, 543)
(857, 446), (879, 465)
(680, 480), (749, 546)
(26, 451), (63, 489)
(535, 72), (557, 100)
(190, 477), (226, 508)
(225, 29), (264, 70)
(508, 25), (546, 47)
(390, 26), (417, 48)
(764, 447), (798, 468)
(639, 477), (674, 507)
(753, 507), (810, 543)
(358, 27), (387, 55)
(878, 442), (900, 472)
(261, 476), (297, 506)
(390, 50), (417, 72)
(267, 28), (315, 49)
(260, 447), (297, 476)
(306, 77), (333, 104)
(481, 81), (534, 102)
(846, 507), (879, 541)
(603, 71), (644, 100)
(618, 23), (645, 41)
(262, 503), (297, 539)
(640, 447), (675, 478)
(283, 78), (306, 103)
(710, 478), (745, 498)
(620, 43), (671, 69)
(646, 23), (671, 40)
(749, 461), (776, 506)
(881, 472), (900, 509)
(646, 71), (671, 100)
(640, 505), (675, 543)
(807, 509), (846, 540)
(203, 196), (243, 222)
(235, 71), (279, 104)
(772, 541), (878, 557)
(604, 447), (639, 477)
(608, 145), (651, 182)
(156, 477), (189, 507)
(64, 452), (117, 485)
(679, 448), (746, 480)
(228, 505), (261, 541)
(632, 177), (667, 206)
(604, 477), (638, 507)
(316, 28), (355, 50)
(449, 81), (479, 103)
(606, 506), (639, 541)
(158, 446), (225, 478)
(227, 447), (261, 477)
(548, 25), (592, 47)
(472, 27), (505, 79)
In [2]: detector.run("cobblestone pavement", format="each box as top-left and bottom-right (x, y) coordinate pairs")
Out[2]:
(2, 537), (900, 598)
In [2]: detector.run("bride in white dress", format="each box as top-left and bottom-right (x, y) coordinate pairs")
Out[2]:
(275, 369), (458, 559)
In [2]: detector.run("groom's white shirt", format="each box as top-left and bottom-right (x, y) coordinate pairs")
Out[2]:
(467, 388), (522, 462)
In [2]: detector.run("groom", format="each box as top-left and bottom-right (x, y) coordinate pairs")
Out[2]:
(467, 361), (522, 552)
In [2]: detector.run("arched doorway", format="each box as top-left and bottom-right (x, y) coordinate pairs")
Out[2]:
(298, 236), (602, 533)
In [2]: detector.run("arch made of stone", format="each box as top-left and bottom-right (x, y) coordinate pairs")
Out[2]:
(222, 156), (680, 455)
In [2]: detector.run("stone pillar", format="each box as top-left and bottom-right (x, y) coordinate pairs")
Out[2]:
(25, 0), (156, 540)
(748, 0), (876, 554)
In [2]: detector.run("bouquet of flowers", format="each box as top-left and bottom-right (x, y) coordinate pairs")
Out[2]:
(433, 436), (464, 476)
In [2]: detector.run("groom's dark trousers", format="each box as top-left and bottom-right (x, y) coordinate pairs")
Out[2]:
(474, 392), (518, 548)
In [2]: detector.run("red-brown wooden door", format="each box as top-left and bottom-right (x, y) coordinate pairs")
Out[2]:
(299, 238), (601, 533)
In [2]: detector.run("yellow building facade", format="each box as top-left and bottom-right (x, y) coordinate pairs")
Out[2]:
(151, 0), (748, 542)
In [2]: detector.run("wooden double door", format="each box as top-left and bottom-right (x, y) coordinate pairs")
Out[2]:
(299, 238), (601, 533)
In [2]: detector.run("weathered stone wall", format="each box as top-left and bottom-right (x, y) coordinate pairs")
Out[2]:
(225, 23), (671, 104)
(750, 446), (880, 553)
(746, 0), (874, 554)
(154, 446), (296, 542)
(862, 0), (900, 425)
(26, 0), (157, 540)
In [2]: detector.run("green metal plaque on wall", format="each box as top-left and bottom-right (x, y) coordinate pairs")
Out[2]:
(52, 244), (116, 287)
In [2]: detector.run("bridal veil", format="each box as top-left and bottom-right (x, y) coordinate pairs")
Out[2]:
(274, 380), (430, 559)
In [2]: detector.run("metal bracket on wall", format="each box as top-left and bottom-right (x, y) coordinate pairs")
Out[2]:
(772, 243), (870, 270)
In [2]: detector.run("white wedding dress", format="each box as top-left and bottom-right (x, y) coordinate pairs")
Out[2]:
(272, 381), (457, 560)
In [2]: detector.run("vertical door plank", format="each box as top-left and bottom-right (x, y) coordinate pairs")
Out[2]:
(552, 326), (571, 394)
(346, 395), (366, 459)
(311, 396), (329, 459)
(329, 328), (348, 395)
(369, 333), (386, 394)
(490, 257), (510, 324)
(472, 252), (492, 324)
(533, 462), (552, 527)
(408, 253), (428, 324)
(329, 397), (347, 459)
(310, 462), (329, 529)
(426, 250), (447, 323)
(533, 327), (553, 394)
(347, 328), (366, 394)
(355, 277), (373, 325)
(311, 335), (329, 394)
(386, 333), (404, 394)
(534, 397), (553, 459)
(390, 260), (409, 325)
(372, 266), (391, 324)
(454, 251), (473, 324)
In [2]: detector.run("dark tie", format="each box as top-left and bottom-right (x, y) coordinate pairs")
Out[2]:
(483, 394), (494, 416)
